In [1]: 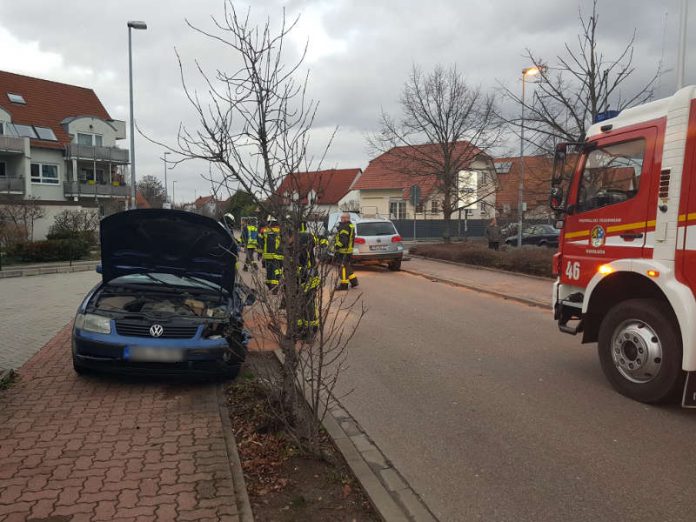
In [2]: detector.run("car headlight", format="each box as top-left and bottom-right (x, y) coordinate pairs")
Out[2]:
(75, 313), (112, 334)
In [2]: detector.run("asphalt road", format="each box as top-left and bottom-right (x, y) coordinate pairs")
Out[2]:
(337, 266), (696, 522)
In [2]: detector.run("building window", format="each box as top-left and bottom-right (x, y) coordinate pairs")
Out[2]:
(76, 133), (102, 146)
(7, 93), (26, 104)
(79, 167), (105, 184)
(389, 200), (406, 220)
(31, 163), (59, 185)
(415, 202), (424, 213)
(13, 124), (37, 139)
(431, 200), (440, 214)
(0, 162), (6, 177)
(0, 122), (4, 135)
(35, 127), (57, 141)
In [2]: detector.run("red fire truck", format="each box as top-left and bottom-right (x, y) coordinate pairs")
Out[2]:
(550, 86), (696, 406)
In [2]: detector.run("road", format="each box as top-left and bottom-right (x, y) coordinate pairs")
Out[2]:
(337, 266), (696, 522)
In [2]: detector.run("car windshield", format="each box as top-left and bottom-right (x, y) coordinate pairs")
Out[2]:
(110, 272), (225, 293)
(357, 222), (396, 236)
(536, 225), (559, 234)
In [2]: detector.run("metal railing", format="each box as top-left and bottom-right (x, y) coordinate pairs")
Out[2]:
(63, 180), (129, 198)
(0, 176), (24, 193)
(0, 136), (25, 154)
(65, 144), (129, 164)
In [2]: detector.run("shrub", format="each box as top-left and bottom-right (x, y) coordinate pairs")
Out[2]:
(47, 209), (98, 244)
(9, 238), (91, 262)
(410, 241), (554, 278)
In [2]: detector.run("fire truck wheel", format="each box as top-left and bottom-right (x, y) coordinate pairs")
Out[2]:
(598, 298), (684, 404)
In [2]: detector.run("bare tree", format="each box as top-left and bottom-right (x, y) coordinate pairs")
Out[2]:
(157, 2), (362, 454)
(501, 0), (661, 154)
(137, 175), (166, 209)
(370, 64), (502, 241)
(0, 196), (46, 244)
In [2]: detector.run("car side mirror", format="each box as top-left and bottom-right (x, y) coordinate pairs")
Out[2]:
(549, 187), (564, 211)
(95, 263), (102, 274)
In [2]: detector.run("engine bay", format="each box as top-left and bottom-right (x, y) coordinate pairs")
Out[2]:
(91, 289), (230, 320)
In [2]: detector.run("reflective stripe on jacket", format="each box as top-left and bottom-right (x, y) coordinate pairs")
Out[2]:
(262, 226), (283, 260)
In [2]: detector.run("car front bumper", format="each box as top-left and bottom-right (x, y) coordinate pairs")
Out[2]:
(353, 252), (403, 263)
(72, 329), (247, 376)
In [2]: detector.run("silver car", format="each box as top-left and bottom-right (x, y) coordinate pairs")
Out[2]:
(329, 214), (404, 271)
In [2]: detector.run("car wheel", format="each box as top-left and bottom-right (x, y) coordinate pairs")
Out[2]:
(538, 240), (547, 247)
(597, 298), (684, 404)
(221, 363), (241, 381)
(388, 260), (401, 271)
(72, 357), (89, 376)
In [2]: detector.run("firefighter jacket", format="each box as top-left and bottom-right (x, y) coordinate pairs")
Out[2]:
(334, 222), (355, 255)
(262, 226), (282, 260)
(245, 225), (259, 249)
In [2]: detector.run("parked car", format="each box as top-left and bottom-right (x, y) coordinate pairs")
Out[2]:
(504, 224), (560, 248)
(72, 209), (252, 378)
(327, 213), (404, 271)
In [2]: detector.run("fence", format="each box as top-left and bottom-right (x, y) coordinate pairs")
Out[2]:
(392, 218), (555, 240)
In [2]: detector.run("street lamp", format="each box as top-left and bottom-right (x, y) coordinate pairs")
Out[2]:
(517, 65), (545, 247)
(172, 180), (177, 207)
(162, 152), (170, 207)
(127, 20), (147, 210)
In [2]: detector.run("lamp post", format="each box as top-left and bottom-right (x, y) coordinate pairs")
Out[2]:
(162, 152), (170, 207)
(127, 20), (147, 210)
(172, 180), (177, 207)
(677, 0), (688, 89)
(517, 65), (544, 247)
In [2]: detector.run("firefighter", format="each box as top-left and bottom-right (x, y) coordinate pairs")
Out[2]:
(240, 218), (259, 271)
(261, 218), (282, 290)
(334, 212), (358, 290)
(294, 225), (320, 339)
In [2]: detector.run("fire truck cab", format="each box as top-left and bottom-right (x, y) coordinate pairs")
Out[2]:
(551, 85), (696, 406)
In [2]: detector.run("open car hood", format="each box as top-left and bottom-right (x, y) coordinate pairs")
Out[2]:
(100, 209), (237, 293)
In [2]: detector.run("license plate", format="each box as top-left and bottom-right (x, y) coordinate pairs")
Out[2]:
(125, 346), (184, 362)
(369, 245), (388, 251)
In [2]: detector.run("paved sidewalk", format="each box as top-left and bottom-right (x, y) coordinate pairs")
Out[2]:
(403, 256), (553, 308)
(0, 271), (99, 370)
(0, 325), (246, 522)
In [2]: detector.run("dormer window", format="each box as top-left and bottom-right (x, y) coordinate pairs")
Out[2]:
(76, 132), (102, 146)
(7, 93), (25, 104)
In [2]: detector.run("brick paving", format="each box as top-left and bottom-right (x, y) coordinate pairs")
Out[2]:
(0, 325), (242, 522)
(0, 271), (100, 370)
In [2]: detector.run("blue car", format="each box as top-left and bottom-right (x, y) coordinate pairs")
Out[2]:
(72, 209), (252, 379)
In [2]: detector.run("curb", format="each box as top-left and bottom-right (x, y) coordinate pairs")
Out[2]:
(0, 261), (98, 279)
(273, 349), (437, 522)
(217, 385), (255, 522)
(408, 254), (554, 282)
(401, 266), (549, 310)
(0, 368), (15, 387)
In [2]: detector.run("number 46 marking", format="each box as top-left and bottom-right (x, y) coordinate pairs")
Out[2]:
(565, 261), (580, 280)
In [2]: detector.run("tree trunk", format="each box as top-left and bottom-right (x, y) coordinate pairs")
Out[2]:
(442, 209), (452, 243)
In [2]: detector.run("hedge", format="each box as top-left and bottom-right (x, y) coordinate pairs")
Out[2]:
(9, 238), (91, 263)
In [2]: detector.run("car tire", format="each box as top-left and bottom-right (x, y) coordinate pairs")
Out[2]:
(597, 298), (684, 404)
(221, 363), (241, 381)
(388, 260), (402, 271)
(538, 240), (547, 247)
(72, 357), (89, 376)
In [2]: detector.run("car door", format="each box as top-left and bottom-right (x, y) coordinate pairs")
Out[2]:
(560, 128), (658, 288)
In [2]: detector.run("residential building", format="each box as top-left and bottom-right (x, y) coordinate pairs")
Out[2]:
(191, 195), (228, 218)
(275, 168), (363, 218)
(493, 155), (554, 221)
(0, 71), (129, 239)
(354, 142), (496, 220)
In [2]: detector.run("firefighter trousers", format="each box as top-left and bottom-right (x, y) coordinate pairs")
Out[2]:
(336, 253), (358, 289)
(244, 247), (257, 268)
(265, 258), (282, 289)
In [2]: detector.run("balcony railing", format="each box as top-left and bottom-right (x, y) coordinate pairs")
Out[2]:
(0, 136), (26, 154)
(0, 176), (25, 193)
(66, 144), (129, 164)
(64, 181), (129, 198)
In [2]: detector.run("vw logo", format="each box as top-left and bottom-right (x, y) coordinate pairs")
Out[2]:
(377, 239), (382, 243)
(149, 324), (164, 338)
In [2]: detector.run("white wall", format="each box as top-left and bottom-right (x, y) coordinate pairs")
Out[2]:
(65, 117), (119, 147)
(32, 204), (98, 241)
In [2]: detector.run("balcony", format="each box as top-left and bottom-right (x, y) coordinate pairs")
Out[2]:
(0, 136), (26, 154)
(0, 176), (25, 194)
(66, 144), (129, 164)
(64, 181), (129, 198)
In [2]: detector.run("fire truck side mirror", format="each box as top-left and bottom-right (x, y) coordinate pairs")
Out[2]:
(549, 186), (564, 211)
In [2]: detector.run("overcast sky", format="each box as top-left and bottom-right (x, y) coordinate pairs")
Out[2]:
(0, 0), (692, 202)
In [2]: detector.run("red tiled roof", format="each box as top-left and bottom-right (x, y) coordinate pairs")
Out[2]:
(194, 195), (216, 208)
(136, 191), (151, 209)
(494, 155), (554, 208)
(276, 168), (362, 205)
(355, 142), (484, 200)
(0, 71), (112, 150)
